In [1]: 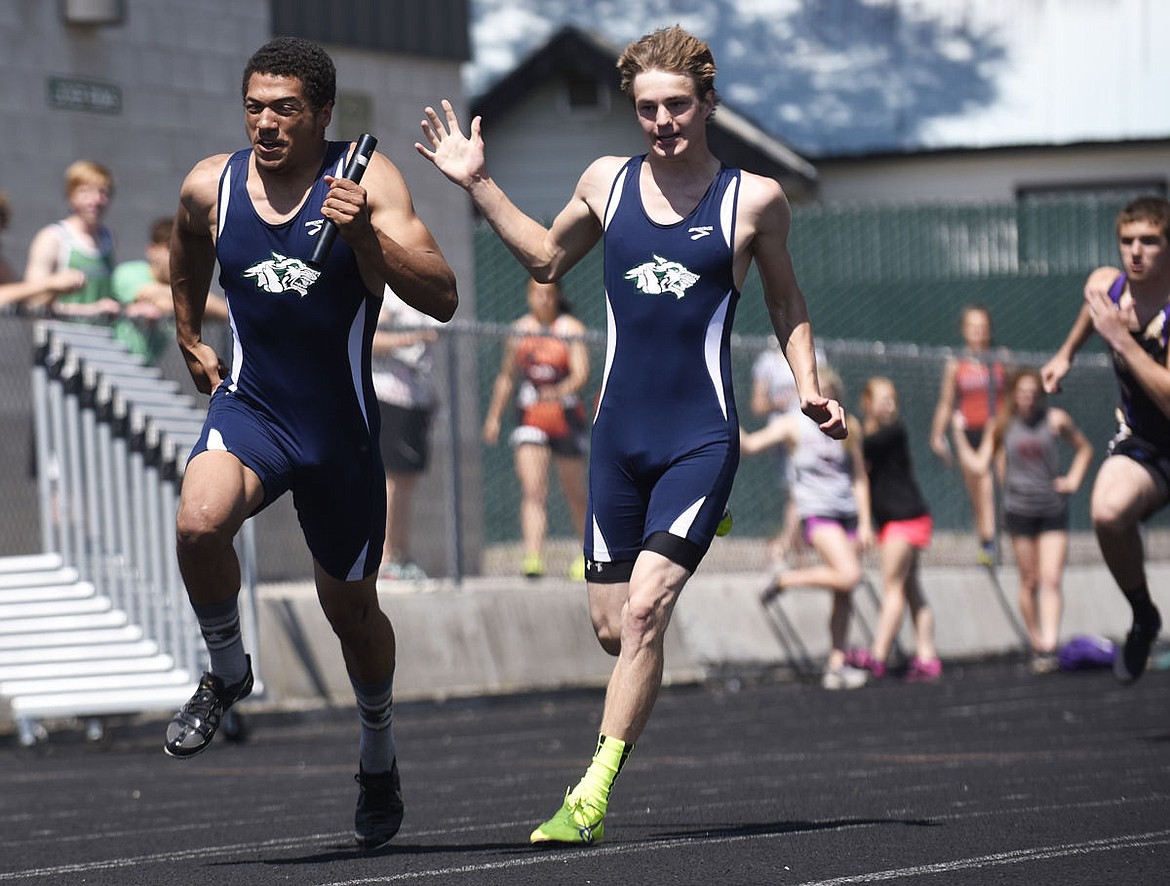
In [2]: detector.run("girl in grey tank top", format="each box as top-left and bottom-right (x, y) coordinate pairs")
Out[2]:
(951, 369), (1094, 669)
(740, 368), (872, 690)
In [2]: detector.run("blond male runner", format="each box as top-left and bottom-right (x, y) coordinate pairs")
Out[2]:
(418, 26), (844, 844)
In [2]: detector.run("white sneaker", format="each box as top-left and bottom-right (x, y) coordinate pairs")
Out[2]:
(822, 664), (869, 690)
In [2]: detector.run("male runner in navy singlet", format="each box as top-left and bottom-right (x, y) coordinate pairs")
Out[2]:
(418, 25), (845, 844)
(166, 37), (457, 850)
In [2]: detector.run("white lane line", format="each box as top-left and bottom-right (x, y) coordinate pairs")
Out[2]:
(788, 829), (1170, 886)
(0, 832), (346, 881)
(4, 810), (1169, 884)
(315, 827), (1170, 886)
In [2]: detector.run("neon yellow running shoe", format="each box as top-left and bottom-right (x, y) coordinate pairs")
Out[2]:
(530, 787), (606, 845)
(567, 555), (586, 582)
(715, 507), (733, 537)
(521, 553), (545, 578)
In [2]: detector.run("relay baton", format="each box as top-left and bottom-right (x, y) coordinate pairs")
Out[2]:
(308, 132), (378, 270)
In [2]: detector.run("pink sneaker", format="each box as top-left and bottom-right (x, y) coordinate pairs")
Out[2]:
(844, 648), (886, 678)
(905, 657), (942, 683)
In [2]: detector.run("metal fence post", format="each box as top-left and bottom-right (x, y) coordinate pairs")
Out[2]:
(443, 321), (464, 585)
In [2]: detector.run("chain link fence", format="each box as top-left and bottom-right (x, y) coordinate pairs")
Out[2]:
(0, 193), (1162, 583)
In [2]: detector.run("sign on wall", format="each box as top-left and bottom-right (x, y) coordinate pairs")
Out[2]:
(46, 76), (122, 114)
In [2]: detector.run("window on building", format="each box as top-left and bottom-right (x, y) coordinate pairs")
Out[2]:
(331, 92), (373, 142)
(1015, 180), (1168, 273)
(560, 73), (609, 118)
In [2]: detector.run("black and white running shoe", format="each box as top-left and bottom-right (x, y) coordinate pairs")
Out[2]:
(164, 656), (253, 758)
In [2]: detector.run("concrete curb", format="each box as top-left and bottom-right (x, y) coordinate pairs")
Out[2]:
(252, 562), (1170, 706)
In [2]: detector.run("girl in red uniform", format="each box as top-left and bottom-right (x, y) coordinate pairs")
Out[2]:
(930, 303), (1007, 564)
(484, 279), (590, 579)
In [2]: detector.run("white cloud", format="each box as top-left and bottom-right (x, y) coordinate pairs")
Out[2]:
(466, 0), (1170, 156)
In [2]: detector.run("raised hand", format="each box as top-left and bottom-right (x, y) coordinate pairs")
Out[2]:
(415, 99), (486, 189)
(1086, 284), (1133, 353)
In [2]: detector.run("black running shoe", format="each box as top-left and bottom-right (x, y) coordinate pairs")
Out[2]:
(164, 656), (253, 759)
(354, 760), (404, 850)
(1113, 611), (1162, 685)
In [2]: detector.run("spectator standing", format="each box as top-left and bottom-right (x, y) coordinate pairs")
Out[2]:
(849, 376), (941, 682)
(930, 303), (1007, 565)
(483, 278), (589, 580)
(952, 368), (1093, 672)
(23, 160), (121, 320)
(373, 287), (441, 583)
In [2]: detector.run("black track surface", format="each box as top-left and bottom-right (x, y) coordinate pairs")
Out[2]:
(2, 659), (1168, 885)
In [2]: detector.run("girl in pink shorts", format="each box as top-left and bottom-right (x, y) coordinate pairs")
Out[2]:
(849, 377), (942, 682)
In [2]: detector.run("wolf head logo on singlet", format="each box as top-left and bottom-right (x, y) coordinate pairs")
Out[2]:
(243, 251), (318, 297)
(624, 255), (699, 300)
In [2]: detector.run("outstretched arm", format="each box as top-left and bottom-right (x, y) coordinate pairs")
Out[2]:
(740, 413), (799, 456)
(0, 269), (86, 308)
(1041, 266), (1119, 393)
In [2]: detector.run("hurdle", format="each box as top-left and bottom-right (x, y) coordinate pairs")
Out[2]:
(0, 321), (261, 743)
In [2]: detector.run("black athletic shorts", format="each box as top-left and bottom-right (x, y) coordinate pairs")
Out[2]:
(1003, 507), (1068, 538)
(378, 402), (433, 474)
(1110, 433), (1170, 497)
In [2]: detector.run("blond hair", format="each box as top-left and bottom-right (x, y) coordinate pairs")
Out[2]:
(63, 159), (114, 198)
(616, 26), (719, 110)
(862, 375), (896, 404)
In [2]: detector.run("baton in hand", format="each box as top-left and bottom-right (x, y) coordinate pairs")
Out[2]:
(308, 133), (378, 271)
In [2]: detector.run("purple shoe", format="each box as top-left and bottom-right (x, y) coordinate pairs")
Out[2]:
(844, 648), (886, 678)
(905, 657), (942, 683)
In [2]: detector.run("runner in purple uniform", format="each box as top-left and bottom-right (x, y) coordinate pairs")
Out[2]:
(1042, 196), (1170, 685)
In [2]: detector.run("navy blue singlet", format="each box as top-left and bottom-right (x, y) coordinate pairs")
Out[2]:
(188, 141), (386, 581)
(585, 155), (741, 569)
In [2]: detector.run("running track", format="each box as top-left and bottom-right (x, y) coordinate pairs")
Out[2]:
(2, 658), (1168, 885)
